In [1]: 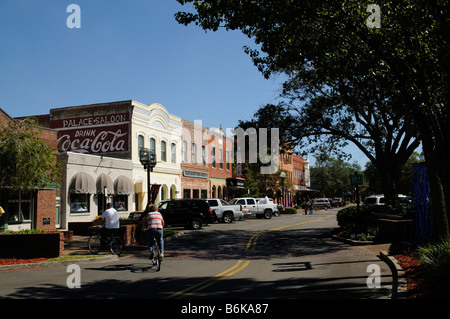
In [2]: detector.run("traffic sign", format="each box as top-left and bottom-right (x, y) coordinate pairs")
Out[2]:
(350, 174), (363, 185)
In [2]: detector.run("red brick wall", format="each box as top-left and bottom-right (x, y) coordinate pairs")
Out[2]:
(293, 154), (306, 186)
(181, 120), (210, 198)
(35, 189), (57, 231)
(207, 135), (233, 180)
(0, 108), (12, 127)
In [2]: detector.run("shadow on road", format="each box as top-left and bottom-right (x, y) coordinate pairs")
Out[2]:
(3, 268), (392, 299)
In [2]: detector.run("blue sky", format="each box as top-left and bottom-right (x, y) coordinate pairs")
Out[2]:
(0, 0), (369, 167)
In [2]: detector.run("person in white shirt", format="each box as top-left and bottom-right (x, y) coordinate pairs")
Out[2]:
(101, 202), (119, 229)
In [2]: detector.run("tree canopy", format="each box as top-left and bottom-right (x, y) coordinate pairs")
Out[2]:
(176, 0), (450, 240)
(0, 118), (62, 191)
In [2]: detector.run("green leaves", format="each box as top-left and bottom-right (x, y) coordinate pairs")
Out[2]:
(0, 118), (63, 190)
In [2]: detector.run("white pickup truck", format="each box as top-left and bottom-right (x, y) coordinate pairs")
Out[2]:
(205, 198), (244, 223)
(228, 197), (277, 219)
(256, 198), (280, 217)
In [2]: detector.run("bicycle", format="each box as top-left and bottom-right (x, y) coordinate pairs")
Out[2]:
(150, 234), (162, 271)
(88, 226), (123, 256)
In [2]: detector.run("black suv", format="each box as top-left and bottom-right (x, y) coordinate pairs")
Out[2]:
(158, 199), (215, 229)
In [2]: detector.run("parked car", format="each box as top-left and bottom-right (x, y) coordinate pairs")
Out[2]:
(228, 197), (276, 219)
(313, 198), (331, 209)
(205, 198), (243, 223)
(333, 198), (344, 207)
(128, 211), (143, 219)
(256, 198), (280, 217)
(328, 198), (342, 207)
(158, 199), (215, 229)
(363, 195), (385, 205)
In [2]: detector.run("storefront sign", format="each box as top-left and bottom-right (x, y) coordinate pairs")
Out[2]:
(183, 170), (208, 179)
(51, 113), (130, 155)
(226, 178), (245, 188)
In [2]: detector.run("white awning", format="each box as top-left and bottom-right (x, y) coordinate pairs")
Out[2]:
(69, 172), (96, 194)
(114, 175), (134, 195)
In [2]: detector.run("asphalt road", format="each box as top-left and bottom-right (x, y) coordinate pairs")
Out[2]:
(0, 208), (393, 303)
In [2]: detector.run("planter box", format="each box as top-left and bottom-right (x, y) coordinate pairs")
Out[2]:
(376, 218), (412, 242)
(0, 232), (64, 258)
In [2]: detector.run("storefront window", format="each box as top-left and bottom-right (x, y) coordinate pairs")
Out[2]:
(113, 195), (128, 211)
(7, 191), (33, 222)
(70, 194), (90, 213)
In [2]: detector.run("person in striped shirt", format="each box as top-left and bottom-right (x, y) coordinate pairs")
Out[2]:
(145, 204), (165, 258)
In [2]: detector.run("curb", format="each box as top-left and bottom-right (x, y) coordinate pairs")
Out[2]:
(0, 231), (185, 271)
(378, 250), (407, 299)
(0, 255), (119, 271)
(331, 234), (376, 245)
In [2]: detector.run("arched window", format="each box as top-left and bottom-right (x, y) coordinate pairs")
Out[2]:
(161, 140), (167, 162)
(182, 140), (187, 163)
(171, 143), (176, 163)
(202, 145), (206, 165)
(192, 143), (197, 164)
(211, 146), (216, 168)
(138, 135), (144, 153)
(150, 137), (156, 153)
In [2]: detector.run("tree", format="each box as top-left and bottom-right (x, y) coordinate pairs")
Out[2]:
(175, 0), (449, 240)
(238, 98), (420, 205)
(0, 118), (63, 192)
(310, 155), (361, 198)
(364, 152), (425, 196)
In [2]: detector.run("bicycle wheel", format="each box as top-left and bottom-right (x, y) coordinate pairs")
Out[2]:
(152, 243), (161, 271)
(109, 236), (123, 256)
(88, 233), (102, 254)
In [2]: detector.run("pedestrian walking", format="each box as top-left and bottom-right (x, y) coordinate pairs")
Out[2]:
(304, 201), (310, 215)
(309, 199), (314, 215)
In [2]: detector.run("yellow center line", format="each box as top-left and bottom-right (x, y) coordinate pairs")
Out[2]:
(167, 214), (335, 298)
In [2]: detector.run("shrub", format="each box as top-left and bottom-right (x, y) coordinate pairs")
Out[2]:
(418, 239), (450, 282)
(336, 206), (378, 237)
(284, 207), (297, 214)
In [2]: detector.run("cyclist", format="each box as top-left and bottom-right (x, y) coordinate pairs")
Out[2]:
(101, 202), (120, 238)
(145, 204), (165, 258)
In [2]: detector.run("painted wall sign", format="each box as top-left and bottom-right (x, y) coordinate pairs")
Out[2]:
(51, 113), (130, 154)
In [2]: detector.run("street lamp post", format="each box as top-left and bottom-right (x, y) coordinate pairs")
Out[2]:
(280, 171), (286, 207)
(139, 148), (157, 205)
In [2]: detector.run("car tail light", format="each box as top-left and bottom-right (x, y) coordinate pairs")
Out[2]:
(240, 205), (242, 211)
(209, 209), (213, 215)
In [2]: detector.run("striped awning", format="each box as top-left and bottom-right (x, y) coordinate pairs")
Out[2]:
(96, 173), (114, 195)
(69, 172), (96, 194)
(114, 175), (134, 195)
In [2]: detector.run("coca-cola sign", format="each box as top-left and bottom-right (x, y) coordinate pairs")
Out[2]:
(51, 113), (130, 155)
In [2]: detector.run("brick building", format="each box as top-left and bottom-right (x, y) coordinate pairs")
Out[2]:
(181, 120), (210, 198)
(278, 152), (311, 206)
(207, 126), (234, 200)
(0, 108), (59, 232)
(180, 120), (233, 199)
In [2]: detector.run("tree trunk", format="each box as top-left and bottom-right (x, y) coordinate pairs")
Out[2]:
(422, 136), (450, 241)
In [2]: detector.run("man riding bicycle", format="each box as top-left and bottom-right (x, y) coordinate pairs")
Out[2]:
(145, 204), (165, 258)
(100, 202), (120, 238)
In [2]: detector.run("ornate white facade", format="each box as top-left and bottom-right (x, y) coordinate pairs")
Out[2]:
(131, 101), (182, 209)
